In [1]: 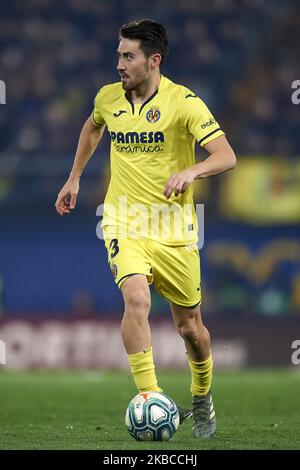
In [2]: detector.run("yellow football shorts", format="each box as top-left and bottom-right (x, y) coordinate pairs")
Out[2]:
(103, 228), (201, 308)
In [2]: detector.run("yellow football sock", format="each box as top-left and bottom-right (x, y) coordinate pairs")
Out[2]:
(128, 347), (162, 393)
(187, 352), (213, 396)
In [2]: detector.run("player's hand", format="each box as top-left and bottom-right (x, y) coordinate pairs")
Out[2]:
(55, 178), (80, 216)
(163, 168), (196, 200)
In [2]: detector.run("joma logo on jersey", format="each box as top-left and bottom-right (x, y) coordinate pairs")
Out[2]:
(110, 131), (164, 144)
(201, 118), (216, 129)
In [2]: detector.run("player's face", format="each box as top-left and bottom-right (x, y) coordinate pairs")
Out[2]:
(117, 38), (152, 91)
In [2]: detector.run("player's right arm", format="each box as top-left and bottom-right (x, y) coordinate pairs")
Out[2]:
(55, 114), (106, 216)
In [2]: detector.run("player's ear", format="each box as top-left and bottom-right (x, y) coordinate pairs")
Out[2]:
(150, 53), (161, 69)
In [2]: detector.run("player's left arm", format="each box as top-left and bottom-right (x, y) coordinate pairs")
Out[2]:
(194, 134), (236, 178)
(164, 135), (236, 199)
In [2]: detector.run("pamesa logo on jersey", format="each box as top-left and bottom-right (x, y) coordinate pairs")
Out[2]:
(146, 107), (161, 123)
(110, 131), (164, 144)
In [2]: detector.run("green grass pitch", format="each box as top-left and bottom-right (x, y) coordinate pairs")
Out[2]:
(0, 369), (299, 450)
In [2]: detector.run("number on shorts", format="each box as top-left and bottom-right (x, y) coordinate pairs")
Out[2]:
(109, 239), (119, 258)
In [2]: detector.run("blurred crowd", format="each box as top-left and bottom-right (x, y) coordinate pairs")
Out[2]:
(0, 0), (299, 156)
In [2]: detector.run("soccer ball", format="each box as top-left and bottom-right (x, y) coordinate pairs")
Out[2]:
(125, 391), (180, 441)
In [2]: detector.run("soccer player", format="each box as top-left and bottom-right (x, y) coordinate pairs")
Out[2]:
(55, 19), (236, 438)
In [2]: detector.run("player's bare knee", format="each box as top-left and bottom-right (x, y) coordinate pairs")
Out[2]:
(179, 324), (200, 345)
(124, 290), (151, 315)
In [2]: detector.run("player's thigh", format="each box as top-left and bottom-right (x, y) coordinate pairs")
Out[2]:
(103, 229), (153, 289)
(153, 243), (201, 307)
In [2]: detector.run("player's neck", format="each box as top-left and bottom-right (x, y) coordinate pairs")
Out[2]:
(130, 73), (161, 104)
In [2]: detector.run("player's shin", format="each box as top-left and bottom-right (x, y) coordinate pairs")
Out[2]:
(187, 351), (213, 396)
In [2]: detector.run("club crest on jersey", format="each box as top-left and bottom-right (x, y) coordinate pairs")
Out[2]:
(146, 107), (161, 123)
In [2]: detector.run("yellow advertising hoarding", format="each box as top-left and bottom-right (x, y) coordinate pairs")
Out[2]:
(220, 157), (300, 224)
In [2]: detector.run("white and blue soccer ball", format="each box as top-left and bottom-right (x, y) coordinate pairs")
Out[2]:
(125, 392), (180, 441)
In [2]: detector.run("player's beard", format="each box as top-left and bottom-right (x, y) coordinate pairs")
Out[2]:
(121, 78), (136, 91)
(121, 63), (150, 92)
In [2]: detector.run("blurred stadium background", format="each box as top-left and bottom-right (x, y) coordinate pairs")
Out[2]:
(0, 0), (300, 372)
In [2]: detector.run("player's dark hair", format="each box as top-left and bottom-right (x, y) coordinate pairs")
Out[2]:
(119, 19), (169, 65)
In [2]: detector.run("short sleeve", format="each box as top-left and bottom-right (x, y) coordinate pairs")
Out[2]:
(180, 88), (224, 147)
(93, 88), (106, 126)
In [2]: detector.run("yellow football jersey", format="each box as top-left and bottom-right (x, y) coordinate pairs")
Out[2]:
(93, 75), (224, 245)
